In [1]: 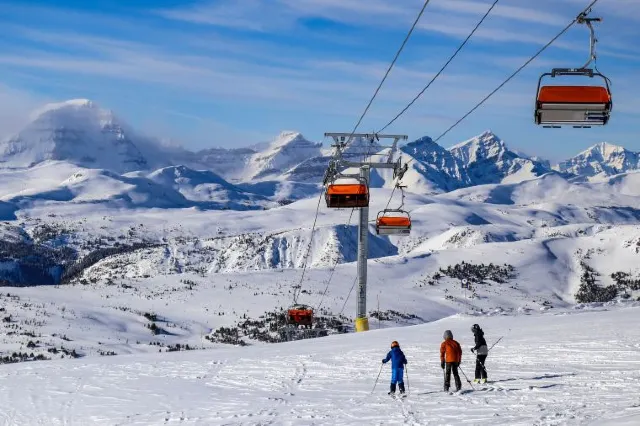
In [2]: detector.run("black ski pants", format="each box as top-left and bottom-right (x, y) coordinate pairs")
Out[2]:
(475, 355), (488, 380)
(444, 362), (461, 391)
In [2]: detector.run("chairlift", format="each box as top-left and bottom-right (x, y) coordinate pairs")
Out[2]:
(375, 184), (411, 236)
(376, 210), (411, 236)
(287, 304), (313, 328)
(534, 14), (612, 128)
(325, 178), (369, 208)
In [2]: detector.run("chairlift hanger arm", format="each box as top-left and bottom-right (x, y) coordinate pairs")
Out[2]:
(576, 11), (601, 69)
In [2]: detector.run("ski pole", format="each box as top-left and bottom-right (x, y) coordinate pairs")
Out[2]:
(371, 363), (384, 394)
(405, 365), (410, 394)
(458, 364), (475, 390)
(475, 335), (504, 381)
(488, 336), (504, 352)
(443, 365), (446, 391)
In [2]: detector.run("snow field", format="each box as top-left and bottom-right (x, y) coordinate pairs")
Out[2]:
(0, 305), (638, 425)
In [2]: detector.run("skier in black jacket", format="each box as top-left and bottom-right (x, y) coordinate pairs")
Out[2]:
(470, 324), (488, 383)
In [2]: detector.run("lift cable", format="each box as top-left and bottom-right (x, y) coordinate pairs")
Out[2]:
(292, 1), (432, 305)
(292, 185), (326, 304)
(314, 207), (356, 313)
(380, 0), (603, 216)
(339, 275), (359, 317)
(344, 0), (433, 147)
(433, 0), (602, 144)
(378, 0), (501, 133)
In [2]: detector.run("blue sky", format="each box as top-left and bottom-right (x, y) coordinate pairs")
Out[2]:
(0, 0), (638, 161)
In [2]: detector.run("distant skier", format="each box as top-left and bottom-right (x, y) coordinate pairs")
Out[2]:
(470, 324), (489, 383)
(382, 340), (407, 396)
(440, 330), (462, 392)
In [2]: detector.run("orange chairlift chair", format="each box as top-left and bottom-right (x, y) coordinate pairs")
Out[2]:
(376, 210), (412, 236)
(375, 185), (411, 236)
(287, 304), (313, 328)
(534, 14), (612, 128)
(325, 178), (370, 208)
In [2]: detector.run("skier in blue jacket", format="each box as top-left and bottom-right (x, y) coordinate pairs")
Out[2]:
(382, 340), (408, 395)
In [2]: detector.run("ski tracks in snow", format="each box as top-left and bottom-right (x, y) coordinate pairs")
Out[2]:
(0, 308), (639, 424)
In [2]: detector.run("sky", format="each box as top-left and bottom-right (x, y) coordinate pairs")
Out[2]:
(0, 0), (638, 161)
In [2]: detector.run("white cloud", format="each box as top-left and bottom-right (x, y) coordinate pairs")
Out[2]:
(1, 0), (637, 151)
(0, 84), (50, 140)
(431, 0), (566, 25)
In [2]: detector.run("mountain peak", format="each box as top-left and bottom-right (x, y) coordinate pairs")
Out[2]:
(244, 131), (322, 181)
(561, 141), (638, 178)
(0, 99), (148, 173)
(55, 98), (94, 108)
(277, 130), (302, 140)
(32, 99), (101, 119)
(589, 141), (626, 155)
(269, 131), (309, 149)
(448, 131), (507, 164)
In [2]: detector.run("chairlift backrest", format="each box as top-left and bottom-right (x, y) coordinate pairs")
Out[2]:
(325, 178), (370, 208)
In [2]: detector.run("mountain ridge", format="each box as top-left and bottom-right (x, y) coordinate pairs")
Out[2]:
(1, 99), (638, 197)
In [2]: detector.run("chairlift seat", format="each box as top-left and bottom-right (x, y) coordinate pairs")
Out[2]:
(287, 304), (313, 326)
(537, 85), (610, 104)
(535, 69), (612, 127)
(536, 85), (611, 127)
(326, 184), (369, 208)
(376, 212), (411, 236)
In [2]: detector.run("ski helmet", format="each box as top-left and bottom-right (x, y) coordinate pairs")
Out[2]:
(471, 324), (481, 333)
(391, 341), (399, 348)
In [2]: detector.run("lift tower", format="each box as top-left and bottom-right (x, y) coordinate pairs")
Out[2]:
(324, 132), (408, 332)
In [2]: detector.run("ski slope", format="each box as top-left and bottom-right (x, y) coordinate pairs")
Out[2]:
(0, 304), (638, 425)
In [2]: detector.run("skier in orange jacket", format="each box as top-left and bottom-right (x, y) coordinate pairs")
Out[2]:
(440, 330), (462, 392)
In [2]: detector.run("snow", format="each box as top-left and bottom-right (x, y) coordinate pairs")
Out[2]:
(0, 305), (638, 425)
(1, 99), (640, 424)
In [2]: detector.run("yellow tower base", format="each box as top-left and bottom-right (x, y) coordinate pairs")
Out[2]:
(355, 317), (369, 332)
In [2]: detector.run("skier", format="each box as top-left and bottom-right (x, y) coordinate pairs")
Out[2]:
(440, 330), (462, 392)
(382, 340), (407, 396)
(470, 323), (489, 383)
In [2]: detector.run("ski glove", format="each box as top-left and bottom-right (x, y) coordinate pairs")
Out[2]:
(441, 361), (445, 369)
(471, 348), (475, 353)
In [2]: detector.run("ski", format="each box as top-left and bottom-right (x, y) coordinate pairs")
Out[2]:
(388, 393), (407, 399)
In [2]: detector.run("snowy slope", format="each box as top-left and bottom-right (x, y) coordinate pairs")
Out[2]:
(559, 142), (640, 179)
(0, 100), (151, 173)
(0, 305), (638, 425)
(145, 165), (273, 207)
(193, 147), (257, 182)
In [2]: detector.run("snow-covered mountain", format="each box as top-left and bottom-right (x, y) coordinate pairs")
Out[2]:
(192, 147), (257, 182)
(558, 142), (640, 179)
(4, 99), (639, 193)
(243, 131), (323, 181)
(448, 130), (552, 186)
(398, 136), (471, 192)
(0, 100), (152, 173)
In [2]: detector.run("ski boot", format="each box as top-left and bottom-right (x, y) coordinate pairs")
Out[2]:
(388, 383), (396, 396)
(473, 379), (480, 384)
(398, 383), (406, 396)
(480, 378), (487, 384)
